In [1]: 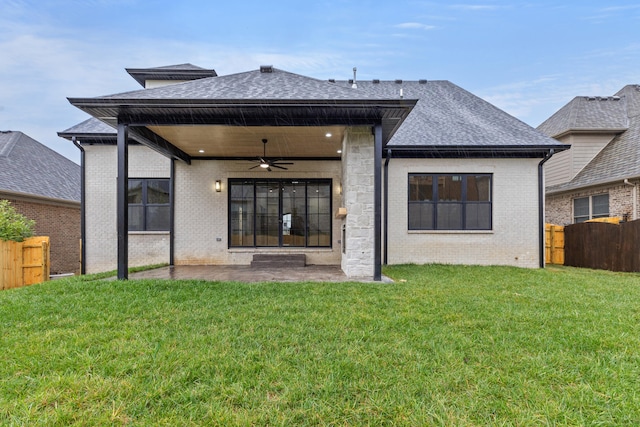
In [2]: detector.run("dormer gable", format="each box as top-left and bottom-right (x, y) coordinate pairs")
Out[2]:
(125, 63), (217, 88)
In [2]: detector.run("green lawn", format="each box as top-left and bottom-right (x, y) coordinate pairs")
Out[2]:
(1, 264), (639, 426)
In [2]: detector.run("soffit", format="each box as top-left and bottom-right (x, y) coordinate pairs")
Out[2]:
(147, 125), (346, 158)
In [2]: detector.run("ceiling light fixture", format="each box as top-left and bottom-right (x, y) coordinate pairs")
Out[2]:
(325, 132), (332, 138)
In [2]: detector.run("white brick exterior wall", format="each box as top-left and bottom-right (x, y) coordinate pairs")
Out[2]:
(386, 158), (541, 268)
(173, 159), (343, 266)
(84, 145), (170, 273)
(84, 140), (547, 276)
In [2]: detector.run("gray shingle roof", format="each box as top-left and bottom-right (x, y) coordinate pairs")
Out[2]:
(126, 63), (217, 87)
(544, 85), (640, 193)
(64, 66), (564, 152)
(336, 80), (561, 148)
(102, 68), (398, 101)
(537, 95), (629, 138)
(0, 131), (80, 202)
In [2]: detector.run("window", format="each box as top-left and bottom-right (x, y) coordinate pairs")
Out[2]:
(408, 174), (492, 230)
(573, 194), (609, 223)
(229, 179), (332, 247)
(128, 179), (170, 231)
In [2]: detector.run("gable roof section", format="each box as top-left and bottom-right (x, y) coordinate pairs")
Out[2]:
(544, 84), (640, 194)
(0, 131), (80, 202)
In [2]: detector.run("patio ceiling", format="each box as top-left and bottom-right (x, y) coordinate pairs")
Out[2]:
(147, 125), (346, 158)
(67, 98), (417, 163)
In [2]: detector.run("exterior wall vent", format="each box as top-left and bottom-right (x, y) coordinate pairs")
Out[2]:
(260, 65), (273, 73)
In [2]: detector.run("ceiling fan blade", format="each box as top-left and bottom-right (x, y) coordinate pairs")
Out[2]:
(249, 164), (261, 170)
(270, 164), (288, 170)
(273, 162), (294, 165)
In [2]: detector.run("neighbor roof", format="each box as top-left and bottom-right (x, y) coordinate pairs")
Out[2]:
(543, 85), (640, 194)
(0, 131), (80, 202)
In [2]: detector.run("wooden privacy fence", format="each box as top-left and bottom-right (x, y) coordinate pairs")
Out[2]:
(545, 224), (565, 265)
(564, 219), (640, 272)
(0, 236), (50, 290)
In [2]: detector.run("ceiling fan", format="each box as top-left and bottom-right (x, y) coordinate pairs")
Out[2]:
(248, 139), (293, 171)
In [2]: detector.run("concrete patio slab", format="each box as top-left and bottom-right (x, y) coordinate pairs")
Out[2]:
(125, 265), (389, 283)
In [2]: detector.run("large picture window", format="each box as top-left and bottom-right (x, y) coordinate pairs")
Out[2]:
(128, 178), (170, 231)
(573, 194), (609, 223)
(229, 179), (332, 247)
(408, 173), (492, 230)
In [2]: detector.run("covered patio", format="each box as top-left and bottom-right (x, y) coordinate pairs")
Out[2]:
(67, 66), (416, 281)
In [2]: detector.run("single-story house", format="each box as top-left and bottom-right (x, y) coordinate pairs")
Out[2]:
(539, 85), (640, 225)
(59, 63), (567, 280)
(0, 130), (81, 274)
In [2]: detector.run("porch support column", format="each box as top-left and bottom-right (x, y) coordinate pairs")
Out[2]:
(373, 123), (382, 281)
(117, 123), (129, 280)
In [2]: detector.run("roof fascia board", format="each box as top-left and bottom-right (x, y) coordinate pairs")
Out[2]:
(546, 175), (640, 196)
(386, 144), (570, 158)
(0, 190), (80, 208)
(552, 128), (628, 139)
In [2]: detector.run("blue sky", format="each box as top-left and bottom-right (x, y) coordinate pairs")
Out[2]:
(1, 0), (640, 163)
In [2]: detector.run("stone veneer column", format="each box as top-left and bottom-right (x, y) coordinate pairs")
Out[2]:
(341, 127), (375, 279)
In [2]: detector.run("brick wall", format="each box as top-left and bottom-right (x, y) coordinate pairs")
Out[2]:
(6, 198), (80, 274)
(84, 145), (171, 273)
(546, 182), (639, 225)
(386, 158), (541, 268)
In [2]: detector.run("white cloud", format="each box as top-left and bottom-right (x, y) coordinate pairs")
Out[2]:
(394, 22), (437, 30)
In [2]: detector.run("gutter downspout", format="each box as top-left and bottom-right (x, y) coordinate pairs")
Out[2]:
(624, 179), (637, 220)
(71, 137), (86, 275)
(383, 149), (391, 265)
(538, 149), (554, 268)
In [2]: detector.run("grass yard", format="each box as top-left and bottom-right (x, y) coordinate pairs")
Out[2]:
(1, 264), (639, 426)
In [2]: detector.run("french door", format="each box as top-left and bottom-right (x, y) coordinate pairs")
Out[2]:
(229, 179), (332, 248)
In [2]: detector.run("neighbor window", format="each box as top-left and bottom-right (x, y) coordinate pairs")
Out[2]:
(229, 179), (332, 247)
(128, 179), (170, 231)
(573, 194), (609, 223)
(408, 174), (492, 230)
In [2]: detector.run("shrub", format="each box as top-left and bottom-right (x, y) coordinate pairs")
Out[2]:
(0, 200), (35, 242)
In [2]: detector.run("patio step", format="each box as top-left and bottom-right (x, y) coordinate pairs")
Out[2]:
(251, 254), (306, 268)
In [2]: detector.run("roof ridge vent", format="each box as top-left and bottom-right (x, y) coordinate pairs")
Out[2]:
(260, 65), (273, 73)
(587, 96), (596, 101)
(328, 79), (335, 83)
(419, 79), (427, 84)
(372, 79), (380, 84)
(395, 79), (403, 84)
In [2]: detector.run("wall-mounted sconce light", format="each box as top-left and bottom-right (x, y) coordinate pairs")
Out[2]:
(338, 182), (343, 195)
(215, 180), (221, 192)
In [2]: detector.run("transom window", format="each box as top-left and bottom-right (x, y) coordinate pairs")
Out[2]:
(573, 194), (609, 223)
(408, 174), (492, 230)
(128, 178), (170, 231)
(229, 179), (332, 247)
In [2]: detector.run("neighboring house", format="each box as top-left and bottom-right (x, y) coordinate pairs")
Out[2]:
(0, 131), (81, 274)
(539, 85), (640, 225)
(59, 63), (566, 280)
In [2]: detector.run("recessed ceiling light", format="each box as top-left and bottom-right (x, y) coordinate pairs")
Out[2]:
(325, 133), (332, 138)
(337, 149), (342, 154)
(198, 149), (205, 153)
